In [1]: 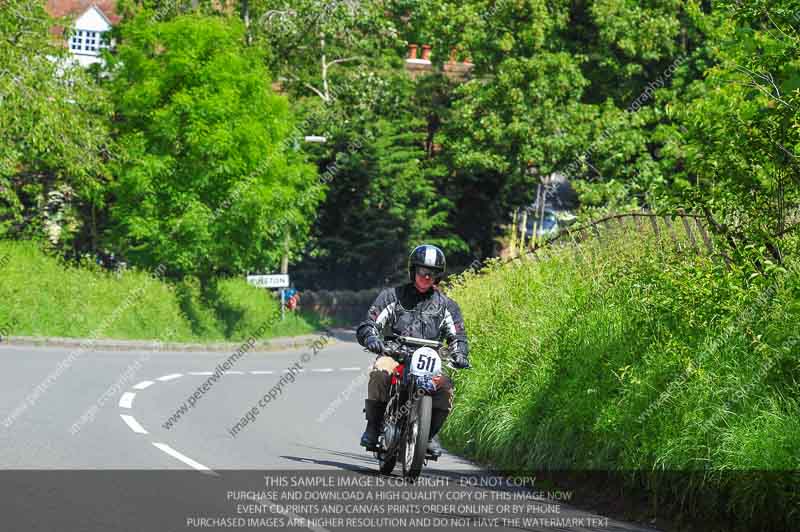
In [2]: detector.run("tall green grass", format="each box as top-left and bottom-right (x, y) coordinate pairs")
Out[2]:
(442, 225), (800, 531)
(0, 240), (322, 341)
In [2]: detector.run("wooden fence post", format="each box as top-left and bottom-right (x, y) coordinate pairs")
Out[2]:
(663, 216), (681, 251)
(591, 222), (602, 240)
(510, 208), (518, 257)
(681, 216), (700, 254)
(695, 218), (715, 255)
(649, 216), (661, 242)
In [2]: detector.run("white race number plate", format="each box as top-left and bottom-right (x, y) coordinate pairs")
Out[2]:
(409, 347), (442, 377)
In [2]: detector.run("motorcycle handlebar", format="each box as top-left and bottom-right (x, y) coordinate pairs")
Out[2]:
(378, 342), (411, 359)
(383, 334), (443, 349)
(378, 337), (465, 366)
(363, 342), (469, 370)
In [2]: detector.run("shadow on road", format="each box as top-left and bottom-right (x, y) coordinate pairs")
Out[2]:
(280, 455), (378, 476)
(288, 442), (376, 466)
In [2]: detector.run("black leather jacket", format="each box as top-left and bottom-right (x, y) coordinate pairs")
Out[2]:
(356, 283), (469, 359)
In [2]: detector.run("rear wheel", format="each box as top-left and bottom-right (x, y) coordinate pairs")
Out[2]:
(402, 395), (431, 480)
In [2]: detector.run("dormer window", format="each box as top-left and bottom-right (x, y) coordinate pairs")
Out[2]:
(70, 29), (109, 54)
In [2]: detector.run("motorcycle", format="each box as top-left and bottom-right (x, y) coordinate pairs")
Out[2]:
(371, 335), (459, 481)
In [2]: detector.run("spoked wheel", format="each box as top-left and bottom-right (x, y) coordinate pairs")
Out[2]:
(401, 395), (432, 480)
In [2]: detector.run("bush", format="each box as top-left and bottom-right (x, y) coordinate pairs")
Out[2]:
(212, 278), (321, 340)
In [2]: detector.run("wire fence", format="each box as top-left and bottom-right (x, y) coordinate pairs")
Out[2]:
(505, 210), (733, 269)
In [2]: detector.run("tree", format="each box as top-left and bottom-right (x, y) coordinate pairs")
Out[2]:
(247, 0), (402, 103)
(408, 0), (596, 252)
(412, 0), (712, 224)
(293, 74), (467, 289)
(0, 0), (111, 251)
(107, 14), (320, 280)
(657, 0), (800, 266)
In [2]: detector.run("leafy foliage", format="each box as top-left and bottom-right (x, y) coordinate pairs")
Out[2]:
(107, 14), (319, 279)
(246, 0), (402, 103)
(294, 74), (467, 289)
(403, 0), (706, 246)
(656, 1), (800, 266)
(4, 0), (800, 287)
(444, 52), (591, 206)
(411, 0), (800, 267)
(0, 0), (111, 249)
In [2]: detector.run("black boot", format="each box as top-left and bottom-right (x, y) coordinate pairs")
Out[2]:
(360, 400), (387, 450)
(427, 408), (448, 458)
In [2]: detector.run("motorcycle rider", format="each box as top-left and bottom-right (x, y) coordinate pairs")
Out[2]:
(356, 244), (470, 457)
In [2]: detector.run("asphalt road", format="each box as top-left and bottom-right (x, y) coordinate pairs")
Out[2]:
(0, 332), (660, 532)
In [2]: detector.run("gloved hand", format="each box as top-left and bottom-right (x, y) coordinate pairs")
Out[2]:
(366, 336), (384, 355)
(452, 353), (471, 369)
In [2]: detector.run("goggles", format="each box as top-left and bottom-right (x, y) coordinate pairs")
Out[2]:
(416, 266), (440, 279)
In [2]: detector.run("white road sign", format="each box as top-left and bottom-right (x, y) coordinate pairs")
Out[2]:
(247, 274), (290, 288)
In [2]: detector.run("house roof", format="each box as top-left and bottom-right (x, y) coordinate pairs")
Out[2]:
(46, 0), (121, 25)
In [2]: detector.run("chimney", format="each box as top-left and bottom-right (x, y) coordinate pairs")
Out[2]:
(421, 44), (431, 61)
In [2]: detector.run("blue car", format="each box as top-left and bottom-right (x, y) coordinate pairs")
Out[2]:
(524, 208), (561, 239)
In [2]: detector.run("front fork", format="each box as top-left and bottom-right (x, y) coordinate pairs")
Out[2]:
(380, 376), (417, 455)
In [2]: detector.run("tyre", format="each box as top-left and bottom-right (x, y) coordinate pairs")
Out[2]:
(378, 399), (398, 475)
(378, 453), (396, 474)
(402, 395), (431, 480)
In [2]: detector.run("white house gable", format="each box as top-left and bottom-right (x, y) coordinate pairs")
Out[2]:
(69, 5), (113, 65)
(76, 5), (111, 31)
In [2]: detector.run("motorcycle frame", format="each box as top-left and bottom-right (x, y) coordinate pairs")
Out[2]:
(378, 345), (438, 458)
(375, 336), (452, 476)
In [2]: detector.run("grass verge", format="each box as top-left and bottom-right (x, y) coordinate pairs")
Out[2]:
(442, 224), (800, 531)
(0, 240), (325, 342)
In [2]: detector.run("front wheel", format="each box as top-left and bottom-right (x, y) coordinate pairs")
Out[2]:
(378, 453), (397, 474)
(401, 395), (431, 480)
(378, 397), (399, 474)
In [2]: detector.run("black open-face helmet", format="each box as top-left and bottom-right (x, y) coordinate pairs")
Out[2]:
(408, 244), (446, 283)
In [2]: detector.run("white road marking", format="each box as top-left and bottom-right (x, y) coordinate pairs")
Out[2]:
(119, 367), (334, 530)
(152, 442), (215, 475)
(340, 367), (362, 371)
(118, 392), (136, 409)
(157, 373), (182, 381)
(120, 414), (148, 434)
